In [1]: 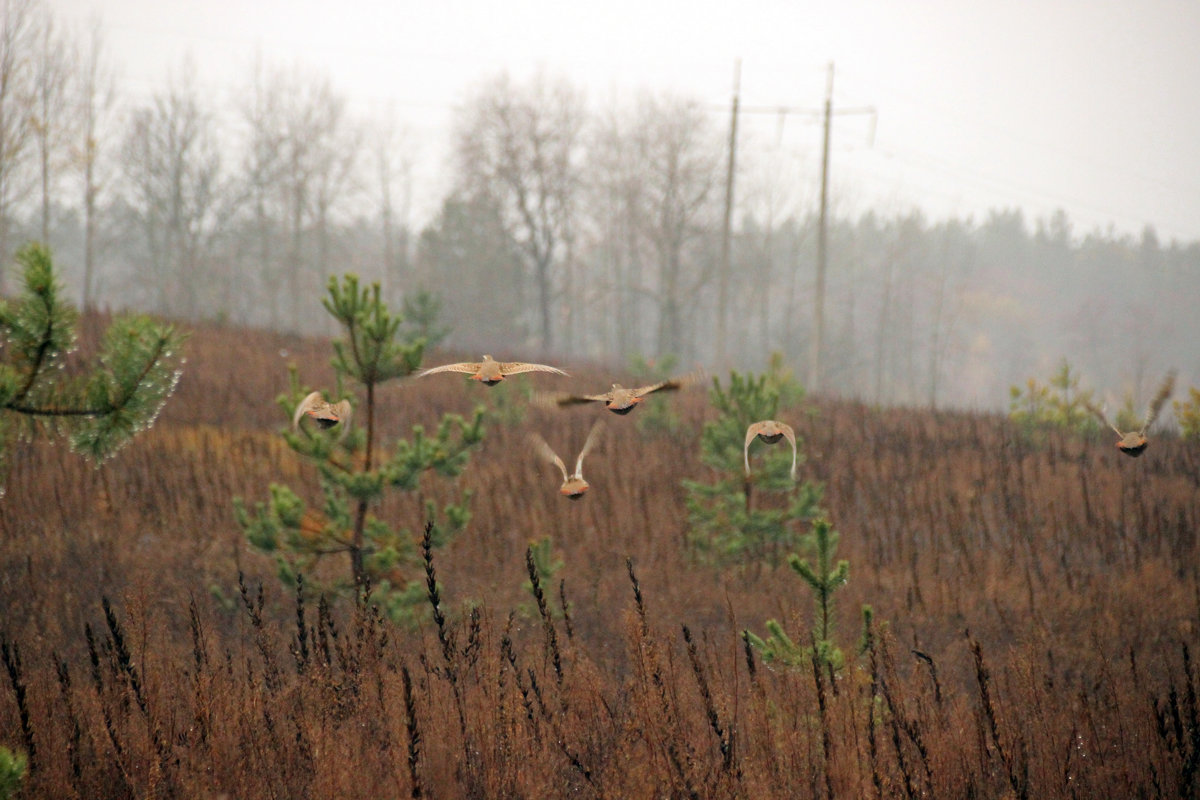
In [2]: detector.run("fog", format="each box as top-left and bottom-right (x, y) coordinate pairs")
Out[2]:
(13, 0), (1200, 410)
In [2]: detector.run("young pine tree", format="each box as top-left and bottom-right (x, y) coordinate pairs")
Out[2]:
(744, 517), (851, 673)
(0, 745), (25, 800)
(0, 243), (185, 494)
(684, 370), (822, 565)
(235, 275), (485, 623)
(1174, 385), (1200, 442)
(400, 288), (451, 351)
(1008, 358), (1101, 439)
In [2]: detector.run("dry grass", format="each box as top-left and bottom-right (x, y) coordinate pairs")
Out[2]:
(1, 318), (1198, 798)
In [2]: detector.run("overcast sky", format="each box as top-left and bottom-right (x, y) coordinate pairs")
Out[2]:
(49, 0), (1200, 243)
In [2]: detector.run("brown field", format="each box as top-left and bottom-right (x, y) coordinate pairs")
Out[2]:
(2, 319), (1199, 799)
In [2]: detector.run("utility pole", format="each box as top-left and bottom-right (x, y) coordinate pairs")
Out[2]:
(711, 62), (873, 390)
(812, 63), (834, 392)
(716, 59), (741, 369)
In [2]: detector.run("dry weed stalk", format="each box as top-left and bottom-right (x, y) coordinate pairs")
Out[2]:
(2, 321), (1199, 798)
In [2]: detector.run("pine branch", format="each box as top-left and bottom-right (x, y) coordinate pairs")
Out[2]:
(0, 244), (185, 476)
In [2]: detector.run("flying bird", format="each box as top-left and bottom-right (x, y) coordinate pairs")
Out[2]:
(1085, 369), (1177, 457)
(744, 419), (797, 479)
(531, 421), (603, 500)
(292, 391), (352, 434)
(417, 354), (568, 386)
(541, 370), (704, 415)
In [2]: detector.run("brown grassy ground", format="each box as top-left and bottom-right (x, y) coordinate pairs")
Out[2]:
(2, 318), (1199, 798)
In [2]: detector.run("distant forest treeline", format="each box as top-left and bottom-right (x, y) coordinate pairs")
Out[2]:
(3, 0), (1197, 410)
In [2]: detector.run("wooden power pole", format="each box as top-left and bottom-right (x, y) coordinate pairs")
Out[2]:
(812, 63), (834, 391)
(810, 63), (874, 392)
(712, 62), (874, 390)
(716, 59), (741, 370)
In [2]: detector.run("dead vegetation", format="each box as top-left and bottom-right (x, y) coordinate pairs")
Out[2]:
(1, 318), (1198, 798)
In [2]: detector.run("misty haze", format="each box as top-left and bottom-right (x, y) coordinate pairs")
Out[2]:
(1, 0), (1196, 414)
(4, 2), (1200, 798)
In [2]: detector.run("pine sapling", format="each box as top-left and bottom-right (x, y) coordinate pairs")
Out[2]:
(0, 243), (185, 494)
(235, 274), (485, 624)
(744, 517), (851, 675)
(685, 370), (822, 565)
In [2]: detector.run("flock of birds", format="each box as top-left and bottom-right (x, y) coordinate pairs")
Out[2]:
(291, 353), (799, 500)
(292, 356), (1180, 500)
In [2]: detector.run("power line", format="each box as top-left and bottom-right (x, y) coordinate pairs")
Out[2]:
(836, 63), (1196, 205)
(867, 143), (1191, 239)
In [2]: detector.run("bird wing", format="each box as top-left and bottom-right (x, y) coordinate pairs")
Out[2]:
(418, 362), (482, 377)
(632, 369), (704, 397)
(555, 391), (612, 406)
(530, 391), (562, 410)
(744, 421), (766, 476)
(530, 433), (569, 482)
(631, 379), (676, 397)
(1083, 398), (1122, 436)
(531, 390), (609, 409)
(330, 399), (353, 436)
(779, 422), (797, 480)
(574, 420), (604, 478)
(292, 391), (325, 430)
(1141, 369), (1177, 433)
(500, 361), (569, 377)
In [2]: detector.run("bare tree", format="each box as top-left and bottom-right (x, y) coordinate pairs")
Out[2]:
(231, 63), (360, 331)
(738, 143), (804, 364)
(626, 93), (721, 359)
(308, 95), (360, 292)
(586, 103), (648, 359)
(30, 5), (71, 244)
(278, 69), (358, 331)
(75, 14), (117, 312)
(924, 220), (971, 408)
(368, 108), (414, 305)
(118, 61), (230, 318)
(234, 54), (288, 326)
(0, 0), (38, 291)
(872, 221), (908, 404)
(452, 71), (585, 352)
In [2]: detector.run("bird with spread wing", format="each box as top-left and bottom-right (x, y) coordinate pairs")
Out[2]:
(417, 354), (568, 386)
(744, 419), (797, 479)
(1084, 369), (1177, 457)
(530, 421), (604, 499)
(538, 370), (704, 415)
(292, 391), (352, 437)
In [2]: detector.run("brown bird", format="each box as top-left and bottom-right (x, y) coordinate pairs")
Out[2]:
(417, 354), (568, 386)
(744, 419), (797, 479)
(531, 421), (603, 500)
(292, 391), (352, 434)
(542, 370), (703, 415)
(1085, 369), (1177, 457)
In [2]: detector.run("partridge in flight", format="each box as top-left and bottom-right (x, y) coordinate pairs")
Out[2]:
(542, 370), (703, 415)
(744, 419), (797, 479)
(293, 391), (352, 434)
(530, 421), (604, 499)
(1085, 369), (1177, 457)
(417, 354), (568, 386)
